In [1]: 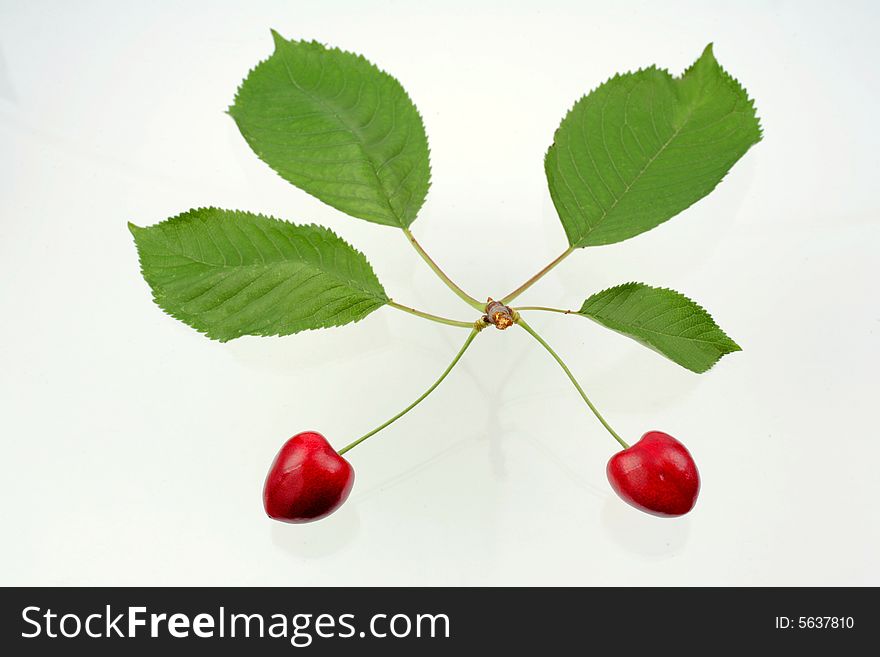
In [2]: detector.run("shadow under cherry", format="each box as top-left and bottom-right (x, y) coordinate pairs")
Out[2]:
(269, 502), (361, 559)
(601, 495), (692, 559)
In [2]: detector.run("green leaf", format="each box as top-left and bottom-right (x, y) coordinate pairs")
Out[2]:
(546, 44), (762, 248)
(229, 31), (431, 229)
(130, 208), (388, 341)
(577, 283), (740, 373)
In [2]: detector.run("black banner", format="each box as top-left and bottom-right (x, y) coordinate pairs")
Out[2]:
(0, 587), (872, 654)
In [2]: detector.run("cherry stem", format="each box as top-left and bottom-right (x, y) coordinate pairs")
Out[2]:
(514, 306), (574, 315)
(516, 317), (629, 450)
(338, 325), (483, 455)
(403, 228), (484, 311)
(500, 245), (574, 305)
(387, 300), (474, 328)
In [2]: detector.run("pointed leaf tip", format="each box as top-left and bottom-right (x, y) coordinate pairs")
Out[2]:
(270, 29), (286, 48)
(694, 42), (718, 70)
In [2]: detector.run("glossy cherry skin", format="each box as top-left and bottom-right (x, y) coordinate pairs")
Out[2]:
(263, 431), (354, 523)
(606, 431), (700, 517)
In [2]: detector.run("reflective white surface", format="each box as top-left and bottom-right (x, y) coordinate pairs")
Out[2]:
(2, 0), (878, 585)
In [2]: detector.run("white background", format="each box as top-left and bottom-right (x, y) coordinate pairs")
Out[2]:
(2, 0), (878, 586)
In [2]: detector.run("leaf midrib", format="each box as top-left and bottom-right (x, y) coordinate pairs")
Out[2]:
(583, 313), (735, 347)
(574, 90), (697, 246)
(274, 46), (403, 226)
(150, 249), (385, 301)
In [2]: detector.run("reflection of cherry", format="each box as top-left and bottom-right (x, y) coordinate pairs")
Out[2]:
(606, 431), (700, 517)
(263, 432), (354, 523)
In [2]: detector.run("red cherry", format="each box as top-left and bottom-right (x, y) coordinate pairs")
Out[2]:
(606, 431), (700, 517)
(263, 431), (354, 523)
